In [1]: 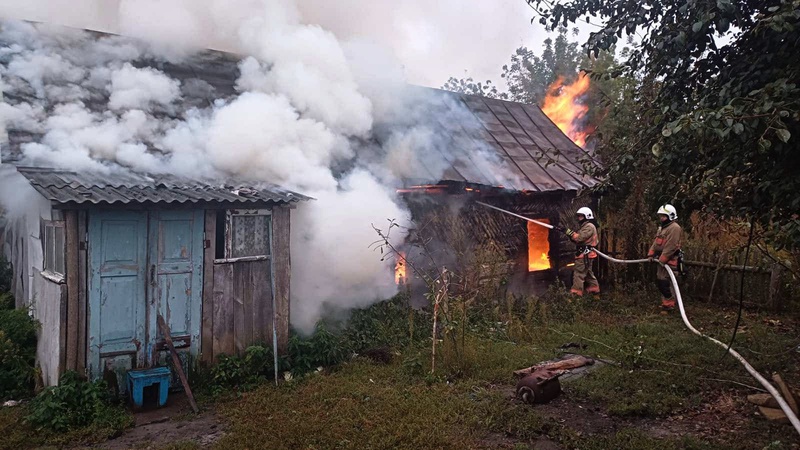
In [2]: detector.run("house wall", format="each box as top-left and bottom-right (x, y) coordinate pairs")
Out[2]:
(0, 177), (65, 386)
(31, 271), (66, 386)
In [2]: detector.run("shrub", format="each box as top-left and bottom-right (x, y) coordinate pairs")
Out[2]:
(26, 371), (129, 432)
(210, 345), (277, 393)
(286, 323), (348, 376)
(0, 254), (11, 296)
(0, 306), (38, 400)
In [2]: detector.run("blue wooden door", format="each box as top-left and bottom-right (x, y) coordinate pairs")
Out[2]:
(88, 211), (148, 388)
(89, 210), (204, 390)
(148, 210), (204, 382)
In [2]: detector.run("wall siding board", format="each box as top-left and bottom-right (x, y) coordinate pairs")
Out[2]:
(272, 206), (291, 355)
(201, 211), (216, 363)
(64, 210), (79, 372)
(77, 210), (88, 374)
(233, 261), (247, 354)
(212, 263), (234, 359)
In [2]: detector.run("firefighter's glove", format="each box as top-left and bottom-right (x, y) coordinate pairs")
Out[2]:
(564, 228), (574, 237)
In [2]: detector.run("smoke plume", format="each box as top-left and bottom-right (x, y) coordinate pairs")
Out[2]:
(0, 1), (520, 332)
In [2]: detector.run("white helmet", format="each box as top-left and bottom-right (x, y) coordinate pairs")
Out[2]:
(576, 207), (594, 220)
(657, 204), (677, 221)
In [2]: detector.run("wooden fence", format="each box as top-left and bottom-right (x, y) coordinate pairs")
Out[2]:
(598, 228), (789, 310)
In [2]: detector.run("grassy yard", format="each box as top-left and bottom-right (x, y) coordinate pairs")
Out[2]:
(2, 290), (798, 449)
(205, 295), (799, 450)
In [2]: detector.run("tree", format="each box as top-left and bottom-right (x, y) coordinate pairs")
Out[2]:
(529, 0), (800, 247)
(440, 76), (505, 99)
(501, 27), (581, 103)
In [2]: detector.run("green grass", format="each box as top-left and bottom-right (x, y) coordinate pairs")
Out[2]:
(3, 290), (798, 449)
(207, 294), (799, 449)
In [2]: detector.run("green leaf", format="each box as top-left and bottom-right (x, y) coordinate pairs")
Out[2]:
(692, 21), (704, 33)
(662, 128), (672, 137)
(776, 128), (791, 143)
(733, 123), (744, 134)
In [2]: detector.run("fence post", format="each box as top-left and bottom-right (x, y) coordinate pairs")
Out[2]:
(769, 263), (784, 311)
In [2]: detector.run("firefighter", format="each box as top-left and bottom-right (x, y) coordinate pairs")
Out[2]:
(561, 207), (600, 296)
(647, 204), (683, 311)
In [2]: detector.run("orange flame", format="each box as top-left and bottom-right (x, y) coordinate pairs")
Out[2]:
(527, 220), (552, 272)
(541, 72), (591, 147)
(395, 252), (407, 285)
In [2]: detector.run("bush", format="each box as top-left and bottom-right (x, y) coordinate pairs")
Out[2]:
(27, 371), (129, 432)
(0, 254), (11, 296)
(0, 306), (38, 400)
(341, 294), (429, 352)
(209, 345), (277, 393)
(286, 323), (349, 376)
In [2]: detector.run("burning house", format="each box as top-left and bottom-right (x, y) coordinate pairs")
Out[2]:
(386, 88), (602, 294)
(0, 20), (599, 391)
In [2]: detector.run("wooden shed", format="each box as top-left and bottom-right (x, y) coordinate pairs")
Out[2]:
(1, 166), (308, 390)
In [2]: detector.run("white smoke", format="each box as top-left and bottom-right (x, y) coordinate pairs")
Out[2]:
(0, 0), (534, 333)
(108, 63), (181, 110)
(0, 7), (415, 333)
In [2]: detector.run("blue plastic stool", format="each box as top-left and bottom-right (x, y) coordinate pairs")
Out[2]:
(128, 367), (171, 408)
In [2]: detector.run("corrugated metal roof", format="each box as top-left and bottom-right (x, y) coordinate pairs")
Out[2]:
(15, 166), (310, 205)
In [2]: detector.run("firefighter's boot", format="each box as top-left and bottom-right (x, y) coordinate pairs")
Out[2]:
(660, 298), (676, 311)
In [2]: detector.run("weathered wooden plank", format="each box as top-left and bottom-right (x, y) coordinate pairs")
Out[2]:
(77, 210), (87, 375)
(212, 263), (234, 360)
(253, 259), (269, 345)
(157, 315), (198, 413)
(272, 206), (291, 355)
(201, 211), (216, 363)
(242, 262), (254, 348)
(64, 210), (80, 372)
(233, 262), (247, 354)
(58, 283), (68, 377)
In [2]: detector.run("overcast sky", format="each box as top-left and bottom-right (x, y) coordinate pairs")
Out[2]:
(0, 0), (594, 89)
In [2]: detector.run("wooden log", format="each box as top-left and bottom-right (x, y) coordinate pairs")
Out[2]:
(772, 373), (799, 415)
(747, 393), (780, 408)
(157, 315), (199, 414)
(759, 406), (790, 424)
(514, 354), (595, 378)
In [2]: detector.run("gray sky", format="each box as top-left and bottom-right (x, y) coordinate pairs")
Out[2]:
(0, 0), (595, 89)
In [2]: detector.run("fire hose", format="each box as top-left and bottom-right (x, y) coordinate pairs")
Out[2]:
(475, 201), (800, 435)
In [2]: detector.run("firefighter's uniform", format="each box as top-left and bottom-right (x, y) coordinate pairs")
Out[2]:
(647, 206), (683, 310)
(570, 219), (600, 296)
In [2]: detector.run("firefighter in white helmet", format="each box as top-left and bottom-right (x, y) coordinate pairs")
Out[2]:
(647, 204), (683, 311)
(559, 207), (600, 296)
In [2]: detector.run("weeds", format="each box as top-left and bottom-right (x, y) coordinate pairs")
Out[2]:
(0, 302), (38, 400)
(26, 371), (131, 433)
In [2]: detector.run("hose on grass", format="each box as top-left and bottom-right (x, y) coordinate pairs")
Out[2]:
(591, 250), (800, 435)
(475, 201), (800, 435)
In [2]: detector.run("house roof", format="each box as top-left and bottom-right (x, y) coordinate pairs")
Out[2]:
(0, 23), (601, 195)
(384, 87), (601, 192)
(15, 166), (309, 205)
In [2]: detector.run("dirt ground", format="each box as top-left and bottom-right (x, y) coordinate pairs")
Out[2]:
(98, 394), (224, 450)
